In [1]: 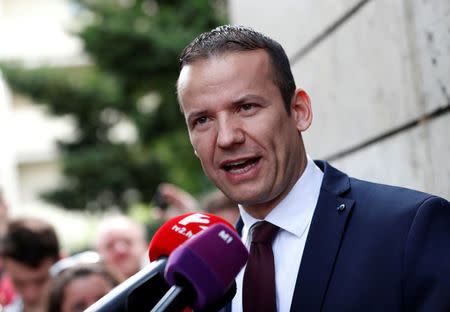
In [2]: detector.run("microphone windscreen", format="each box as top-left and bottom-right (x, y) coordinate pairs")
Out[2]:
(164, 223), (248, 310)
(148, 213), (235, 262)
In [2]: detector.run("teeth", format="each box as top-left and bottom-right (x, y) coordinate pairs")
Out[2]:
(228, 160), (247, 166)
(228, 161), (257, 173)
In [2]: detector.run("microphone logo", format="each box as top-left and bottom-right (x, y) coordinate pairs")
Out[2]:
(171, 213), (212, 238)
(178, 213), (211, 226)
(218, 230), (233, 244)
(171, 224), (194, 238)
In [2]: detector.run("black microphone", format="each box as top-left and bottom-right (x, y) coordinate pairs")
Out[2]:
(151, 223), (248, 312)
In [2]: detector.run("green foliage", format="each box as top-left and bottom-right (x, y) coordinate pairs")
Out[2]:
(1, 0), (226, 212)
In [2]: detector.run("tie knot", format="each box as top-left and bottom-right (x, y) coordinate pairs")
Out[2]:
(251, 221), (279, 244)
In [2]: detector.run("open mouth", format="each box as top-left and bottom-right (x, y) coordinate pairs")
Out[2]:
(223, 157), (260, 174)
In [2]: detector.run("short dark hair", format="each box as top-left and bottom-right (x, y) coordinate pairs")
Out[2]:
(1, 217), (60, 268)
(179, 25), (296, 113)
(47, 263), (120, 312)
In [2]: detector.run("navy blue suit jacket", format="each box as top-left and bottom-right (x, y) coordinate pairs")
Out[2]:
(225, 160), (450, 311)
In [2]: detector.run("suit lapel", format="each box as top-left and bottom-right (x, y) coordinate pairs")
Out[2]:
(290, 161), (354, 311)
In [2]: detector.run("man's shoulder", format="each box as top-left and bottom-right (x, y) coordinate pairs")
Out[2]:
(315, 159), (445, 206)
(349, 177), (450, 229)
(314, 159), (449, 222)
(348, 176), (436, 205)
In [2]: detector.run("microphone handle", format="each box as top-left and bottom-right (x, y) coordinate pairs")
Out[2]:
(151, 284), (196, 312)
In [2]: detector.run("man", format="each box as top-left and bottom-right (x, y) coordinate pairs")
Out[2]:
(1, 217), (60, 312)
(176, 25), (450, 311)
(94, 215), (148, 279)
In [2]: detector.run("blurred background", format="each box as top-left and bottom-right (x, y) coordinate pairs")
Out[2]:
(0, 0), (448, 253)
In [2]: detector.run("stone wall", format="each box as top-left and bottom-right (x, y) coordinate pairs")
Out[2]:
(229, 0), (449, 198)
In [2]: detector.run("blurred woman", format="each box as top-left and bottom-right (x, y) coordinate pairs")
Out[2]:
(47, 263), (120, 312)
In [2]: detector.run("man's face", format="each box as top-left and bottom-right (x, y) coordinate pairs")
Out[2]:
(178, 50), (310, 218)
(96, 222), (146, 278)
(4, 257), (54, 312)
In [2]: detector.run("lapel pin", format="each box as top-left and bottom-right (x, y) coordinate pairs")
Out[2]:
(337, 203), (346, 212)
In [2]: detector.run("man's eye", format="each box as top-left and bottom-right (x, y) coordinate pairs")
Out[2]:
(195, 116), (208, 125)
(241, 104), (253, 110)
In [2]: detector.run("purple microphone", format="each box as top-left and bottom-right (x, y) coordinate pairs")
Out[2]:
(151, 223), (248, 311)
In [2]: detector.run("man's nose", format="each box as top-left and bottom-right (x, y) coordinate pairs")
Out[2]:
(217, 116), (244, 148)
(112, 240), (129, 254)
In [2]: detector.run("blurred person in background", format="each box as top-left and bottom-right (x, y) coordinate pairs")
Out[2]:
(152, 183), (239, 224)
(94, 215), (148, 280)
(151, 183), (198, 222)
(1, 217), (60, 312)
(200, 190), (239, 224)
(46, 263), (120, 312)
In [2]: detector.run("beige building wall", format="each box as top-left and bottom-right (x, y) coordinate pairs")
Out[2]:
(229, 0), (449, 199)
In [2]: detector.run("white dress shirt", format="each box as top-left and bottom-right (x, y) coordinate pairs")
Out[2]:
(231, 156), (324, 312)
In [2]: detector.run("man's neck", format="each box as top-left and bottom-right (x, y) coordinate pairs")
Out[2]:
(241, 153), (309, 220)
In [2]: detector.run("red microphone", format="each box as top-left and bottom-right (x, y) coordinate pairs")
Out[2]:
(149, 213), (236, 262)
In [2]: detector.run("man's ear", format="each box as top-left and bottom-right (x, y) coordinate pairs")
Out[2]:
(291, 89), (312, 132)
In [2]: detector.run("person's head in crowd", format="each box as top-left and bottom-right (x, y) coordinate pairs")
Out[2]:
(177, 25), (311, 219)
(1, 217), (60, 312)
(49, 251), (102, 278)
(94, 215), (148, 279)
(47, 263), (120, 312)
(200, 190), (239, 224)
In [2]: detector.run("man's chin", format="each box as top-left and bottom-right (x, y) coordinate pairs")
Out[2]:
(117, 264), (140, 278)
(227, 191), (267, 206)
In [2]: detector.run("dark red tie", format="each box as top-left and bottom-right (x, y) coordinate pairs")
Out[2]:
(243, 221), (279, 312)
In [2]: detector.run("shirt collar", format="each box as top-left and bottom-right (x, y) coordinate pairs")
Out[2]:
(238, 156), (324, 240)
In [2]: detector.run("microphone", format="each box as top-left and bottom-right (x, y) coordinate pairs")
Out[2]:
(151, 223), (248, 312)
(85, 213), (235, 312)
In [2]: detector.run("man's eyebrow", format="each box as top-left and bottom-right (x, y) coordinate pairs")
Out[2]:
(187, 110), (209, 123)
(186, 95), (267, 124)
(231, 94), (267, 106)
